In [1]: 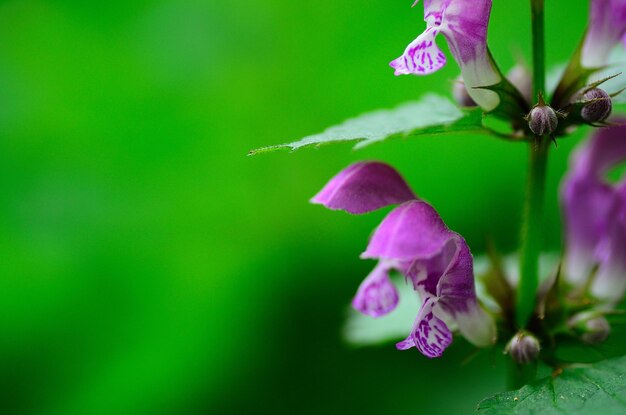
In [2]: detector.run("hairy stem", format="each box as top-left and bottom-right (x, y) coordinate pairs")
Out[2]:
(516, 0), (549, 328)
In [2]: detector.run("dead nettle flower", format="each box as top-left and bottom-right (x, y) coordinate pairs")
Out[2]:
(312, 162), (495, 358)
(579, 88), (613, 123)
(561, 122), (626, 303)
(581, 0), (626, 68)
(505, 331), (541, 364)
(390, 0), (501, 111)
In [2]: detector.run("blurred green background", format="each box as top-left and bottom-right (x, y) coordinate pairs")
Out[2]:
(0, 1), (593, 414)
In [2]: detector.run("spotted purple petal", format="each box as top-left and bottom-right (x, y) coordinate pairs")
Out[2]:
(352, 261), (400, 317)
(390, 27), (447, 75)
(311, 162), (416, 214)
(582, 0), (626, 68)
(391, 0), (500, 111)
(396, 297), (452, 358)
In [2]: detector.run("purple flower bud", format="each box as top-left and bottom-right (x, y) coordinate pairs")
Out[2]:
(582, 317), (611, 344)
(527, 105), (558, 136)
(452, 77), (477, 107)
(505, 331), (540, 364)
(569, 312), (611, 344)
(580, 88), (613, 123)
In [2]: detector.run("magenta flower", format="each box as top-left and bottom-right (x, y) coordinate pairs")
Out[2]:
(561, 123), (626, 303)
(312, 162), (495, 358)
(390, 0), (501, 111)
(581, 0), (626, 68)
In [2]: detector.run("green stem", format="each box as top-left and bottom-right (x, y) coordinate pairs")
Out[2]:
(516, 0), (549, 328)
(530, 0), (545, 100)
(517, 142), (548, 327)
(507, 360), (538, 390)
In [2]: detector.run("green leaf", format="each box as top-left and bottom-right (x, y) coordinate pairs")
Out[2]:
(249, 94), (486, 155)
(476, 355), (626, 414)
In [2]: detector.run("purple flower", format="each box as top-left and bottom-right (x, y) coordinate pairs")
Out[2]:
(581, 0), (626, 68)
(390, 0), (501, 111)
(561, 123), (626, 303)
(313, 162), (495, 358)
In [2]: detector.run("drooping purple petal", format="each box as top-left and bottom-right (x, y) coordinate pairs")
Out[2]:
(591, 212), (626, 302)
(591, 178), (626, 301)
(562, 178), (617, 286)
(562, 123), (626, 300)
(363, 200), (495, 356)
(391, 0), (500, 111)
(311, 162), (416, 214)
(582, 0), (626, 68)
(396, 297), (452, 358)
(361, 201), (450, 261)
(352, 261), (400, 317)
(568, 124), (626, 178)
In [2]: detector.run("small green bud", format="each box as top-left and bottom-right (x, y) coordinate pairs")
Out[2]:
(527, 104), (558, 136)
(505, 331), (540, 364)
(580, 88), (612, 123)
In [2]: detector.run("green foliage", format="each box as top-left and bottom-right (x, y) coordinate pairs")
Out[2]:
(477, 355), (626, 414)
(249, 94), (486, 155)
